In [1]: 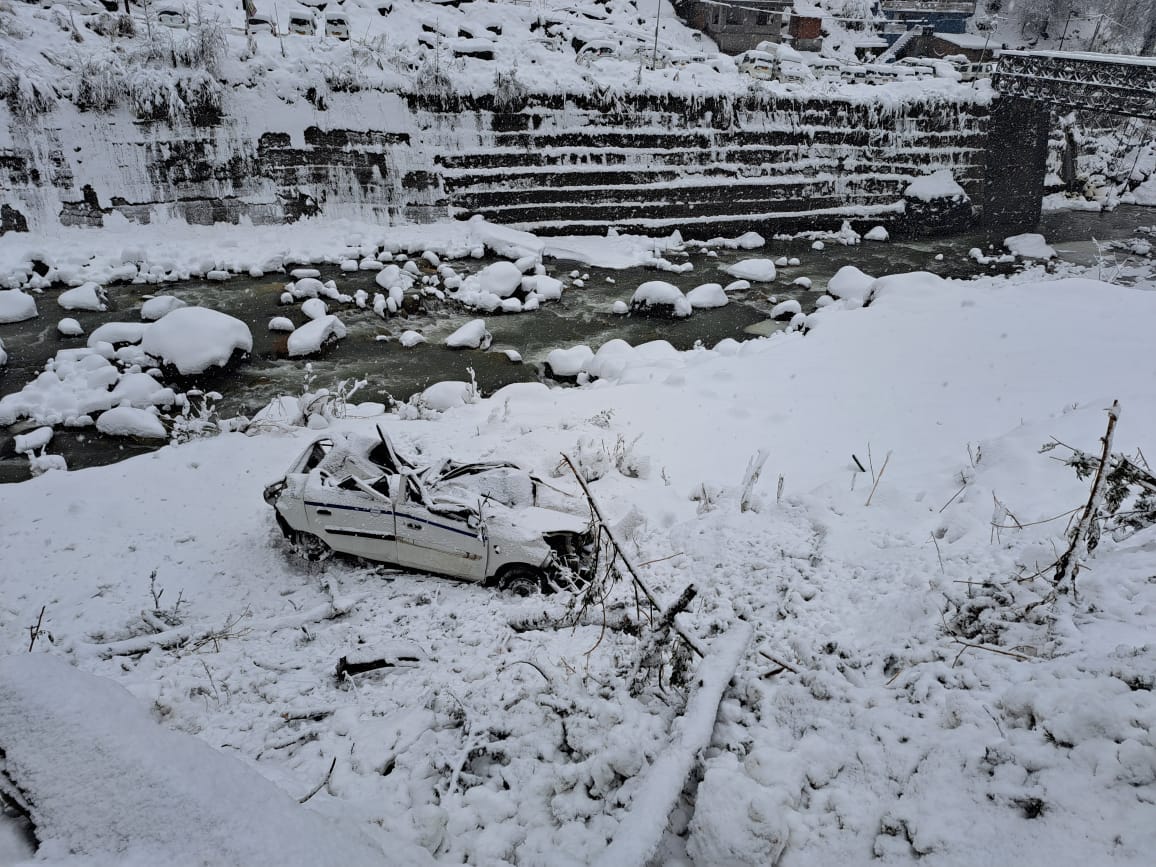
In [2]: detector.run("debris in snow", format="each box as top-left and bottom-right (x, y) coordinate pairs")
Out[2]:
(1005, 233), (1057, 260)
(140, 296), (187, 321)
(58, 318), (84, 337)
(287, 314), (347, 357)
(58, 282), (107, 312)
(141, 307), (253, 374)
(445, 319), (492, 349)
(0, 289), (37, 323)
(630, 281), (692, 317)
(687, 283), (728, 309)
(725, 259), (777, 282)
(96, 405), (167, 439)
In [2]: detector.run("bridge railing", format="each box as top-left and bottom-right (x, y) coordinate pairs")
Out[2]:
(993, 50), (1156, 120)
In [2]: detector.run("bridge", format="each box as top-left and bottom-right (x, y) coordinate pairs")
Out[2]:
(992, 50), (1156, 119)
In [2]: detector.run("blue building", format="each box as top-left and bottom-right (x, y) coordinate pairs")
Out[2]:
(880, 0), (977, 42)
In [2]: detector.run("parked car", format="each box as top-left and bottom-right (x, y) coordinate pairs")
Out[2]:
(736, 49), (777, 80)
(247, 13), (277, 35)
(287, 10), (315, 36)
(324, 12), (349, 39)
(155, 5), (186, 28)
(264, 432), (597, 594)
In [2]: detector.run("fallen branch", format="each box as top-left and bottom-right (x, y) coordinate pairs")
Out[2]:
(562, 454), (706, 657)
(298, 757), (337, 804)
(27, 606), (45, 653)
(591, 623), (754, 867)
(76, 600), (357, 659)
(864, 450), (892, 507)
(1054, 400), (1120, 594)
(951, 640), (1035, 667)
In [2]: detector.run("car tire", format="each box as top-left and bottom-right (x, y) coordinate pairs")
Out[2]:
(498, 566), (544, 597)
(287, 531), (332, 562)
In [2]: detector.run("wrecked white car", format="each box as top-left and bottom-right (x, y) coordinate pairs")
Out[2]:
(264, 431), (596, 594)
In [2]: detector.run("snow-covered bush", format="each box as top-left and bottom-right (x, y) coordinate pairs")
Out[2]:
(73, 55), (125, 112)
(492, 68), (527, 112)
(1, 63), (57, 119)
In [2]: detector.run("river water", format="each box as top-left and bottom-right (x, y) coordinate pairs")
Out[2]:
(1, 206), (1154, 483)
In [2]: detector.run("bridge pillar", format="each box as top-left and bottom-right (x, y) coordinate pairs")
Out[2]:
(982, 97), (1050, 231)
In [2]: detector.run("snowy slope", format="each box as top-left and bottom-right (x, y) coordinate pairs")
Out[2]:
(1, 264), (1154, 864)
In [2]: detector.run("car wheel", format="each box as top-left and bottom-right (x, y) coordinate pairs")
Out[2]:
(288, 531), (332, 562)
(499, 566), (544, 597)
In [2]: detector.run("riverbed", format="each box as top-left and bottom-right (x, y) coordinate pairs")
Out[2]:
(2, 206), (1154, 483)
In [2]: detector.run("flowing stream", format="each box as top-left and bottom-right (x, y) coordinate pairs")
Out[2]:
(2, 206), (1154, 483)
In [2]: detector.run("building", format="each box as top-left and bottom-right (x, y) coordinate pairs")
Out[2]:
(788, 13), (823, 52)
(880, 0), (977, 38)
(899, 30), (997, 62)
(678, 1), (791, 54)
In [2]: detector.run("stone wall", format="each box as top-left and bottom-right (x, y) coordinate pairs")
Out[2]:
(0, 87), (1040, 239)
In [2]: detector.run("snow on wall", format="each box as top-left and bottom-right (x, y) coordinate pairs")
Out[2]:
(0, 86), (995, 237)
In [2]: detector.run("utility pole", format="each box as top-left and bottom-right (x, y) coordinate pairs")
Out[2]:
(1058, 10), (1076, 51)
(1088, 13), (1104, 53)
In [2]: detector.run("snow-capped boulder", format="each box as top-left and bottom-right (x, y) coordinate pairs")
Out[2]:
(287, 315), (347, 357)
(108, 372), (173, 407)
(1005, 233), (1057, 260)
(521, 275), (563, 301)
(141, 307), (253, 374)
(58, 282), (107, 312)
(445, 319), (492, 349)
(140, 296), (187, 321)
(0, 337), (6, 367)
(88, 322), (148, 348)
(418, 381), (477, 411)
(611, 300), (628, 314)
(301, 298), (328, 320)
(268, 317), (295, 332)
(289, 277), (325, 299)
(865, 226), (889, 242)
(771, 299), (802, 321)
(630, 281), (691, 318)
(290, 268), (321, 279)
(0, 290), (37, 323)
(726, 259), (777, 282)
(826, 266), (876, 302)
(472, 261), (523, 298)
(96, 406), (167, 439)
(546, 345), (594, 378)
(399, 330), (427, 348)
(687, 283), (728, 309)
(14, 426), (53, 454)
(903, 169), (972, 234)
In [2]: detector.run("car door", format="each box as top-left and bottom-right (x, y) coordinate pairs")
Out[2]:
(304, 473), (398, 562)
(393, 476), (488, 582)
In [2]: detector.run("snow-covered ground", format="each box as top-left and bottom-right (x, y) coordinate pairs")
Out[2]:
(2, 249), (1154, 864)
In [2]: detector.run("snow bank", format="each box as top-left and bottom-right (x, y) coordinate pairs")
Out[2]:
(287, 314), (347, 357)
(905, 169), (966, 201)
(57, 282), (107, 312)
(0, 289), (37, 323)
(1005, 233), (1057, 260)
(95, 406), (167, 439)
(140, 307), (252, 374)
(0, 350), (120, 426)
(725, 259), (777, 282)
(0, 655), (416, 865)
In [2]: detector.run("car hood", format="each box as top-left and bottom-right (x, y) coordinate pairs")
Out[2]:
(490, 505), (591, 540)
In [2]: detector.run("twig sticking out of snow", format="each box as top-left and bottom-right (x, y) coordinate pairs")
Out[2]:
(591, 623), (753, 867)
(1054, 400), (1121, 595)
(739, 450), (769, 513)
(865, 450), (892, 507)
(298, 757), (337, 804)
